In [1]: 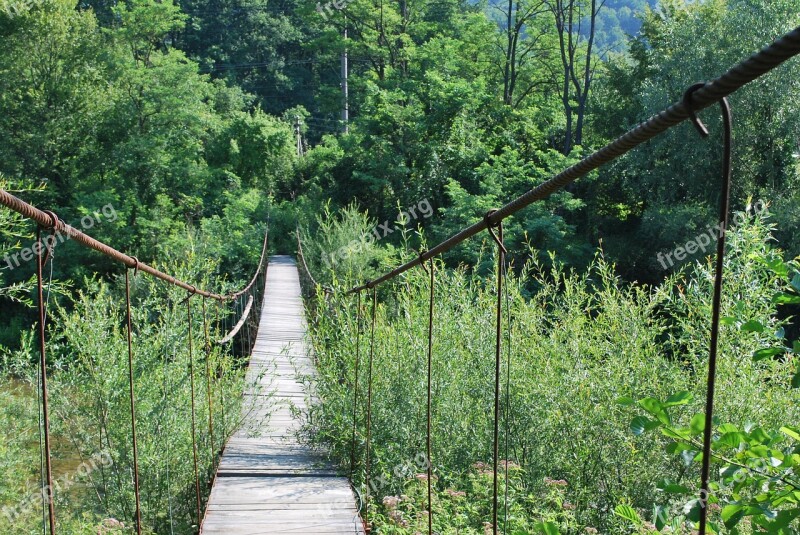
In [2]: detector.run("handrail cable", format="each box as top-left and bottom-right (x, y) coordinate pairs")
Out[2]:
(217, 295), (254, 345)
(228, 226), (270, 300)
(345, 26), (800, 295)
(0, 188), (270, 301)
(296, 226), (334, 294)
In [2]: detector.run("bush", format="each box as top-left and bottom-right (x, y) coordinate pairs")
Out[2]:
(304, 207), (799, 533)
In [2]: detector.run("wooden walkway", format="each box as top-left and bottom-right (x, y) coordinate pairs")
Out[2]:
(202, 256), (364, 534)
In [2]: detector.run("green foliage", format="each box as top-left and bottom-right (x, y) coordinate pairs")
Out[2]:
(298, 202), (396, 289)
(304, 208), (798, 532)
(623, 391), (800, 534)
(0, 257), (254, 533)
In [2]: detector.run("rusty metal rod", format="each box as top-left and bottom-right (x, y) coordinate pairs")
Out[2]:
(35, 227), (57, 535)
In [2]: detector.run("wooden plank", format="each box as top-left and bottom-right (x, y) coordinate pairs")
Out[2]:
(201, 256), (364, 535)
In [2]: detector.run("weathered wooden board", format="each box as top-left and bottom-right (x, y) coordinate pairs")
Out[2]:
(201, 256), (364, 534)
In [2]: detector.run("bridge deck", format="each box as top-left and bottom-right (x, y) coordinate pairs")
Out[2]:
(202, 256), (364, 534)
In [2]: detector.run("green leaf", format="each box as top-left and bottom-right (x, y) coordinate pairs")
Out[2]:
(684, 499), (704, 521)
(664, 391), (692, 407)
(614, 504), (642, 525)
(666, 441), (694, 454)
(681, 449), (698, 467)
(780, 426), (800, 441)
(715, 432), (746, 449)
(753, 347), (785, 361)
(765, 257), (789, 277)
(653, 505), (669, 530)
(721, 504), (745, 528)
(720, 465), (741, 479)
(639, 397), (671, 424)
(718, 423), (739, 434)
(773, 292), (800, 305)
(741, 320), (765, 333)
(720, 316), (737, 325)
(690, 413), (706, 436)
(791, 273), (800, 293)
(657, 480), (691, 494)
(534, 521), (559, 535)
(793, 369), (800, 389)
(662, 427), (691, 440)
(616, 396), (635, 406)
(631, 416), (660, 436)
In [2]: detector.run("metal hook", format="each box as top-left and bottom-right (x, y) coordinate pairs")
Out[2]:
(40, 210), (60, 265)
(129, 256), (140, 277)
(417, 250), (429, 276)
(484, 210), (508, 254)
(683, 82), (710, 138)
(41, 209), (59, 230)
(697, 94), (733, 535)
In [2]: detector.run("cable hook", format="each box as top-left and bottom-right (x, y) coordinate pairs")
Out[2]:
(484, 210), (508, 254)
(682, 82), (711, 138)
(686, 86), (733, 535)
(129, 256), (140, 277)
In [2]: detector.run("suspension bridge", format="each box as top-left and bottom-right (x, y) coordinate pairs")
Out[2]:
(202, 256), (364, 534)
(0, 25), (799, 535)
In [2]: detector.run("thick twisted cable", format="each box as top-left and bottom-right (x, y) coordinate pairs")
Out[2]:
(346, 26), (800, 294)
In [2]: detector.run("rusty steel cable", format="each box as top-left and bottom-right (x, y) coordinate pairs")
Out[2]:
(363, 288), (377, 533)
(424, 257), (434, 535)
(689, 89), (733, 535)
(202, 297), (216, 468)
(186, 294), (203, 527)
(124, 266), (143, 535)
(35, 225), (57, 535)
(217, 300), (227, 454)
(502, 257), (512, 531)
(161, 309), (176, 535)
(345, 26), (800, 295)
(296, 227), (334, 294)
(349, 291), (362, 480)
(488, 218), (505, 535)
(0, 187), (270, 301)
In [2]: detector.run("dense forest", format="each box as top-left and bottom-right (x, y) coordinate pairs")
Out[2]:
(1, 0), (799, 532)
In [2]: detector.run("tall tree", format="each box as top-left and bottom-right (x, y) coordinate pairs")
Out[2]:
(495, 0), (553, 107)
(548, 0), (604, 153)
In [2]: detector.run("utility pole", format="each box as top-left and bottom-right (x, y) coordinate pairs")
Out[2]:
(341, 23), (349, 133)
(294, 116), (304, 157)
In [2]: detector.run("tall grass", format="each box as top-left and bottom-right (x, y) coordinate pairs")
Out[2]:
(303, 208), (799, 533)
(0, 256), (257, 534)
